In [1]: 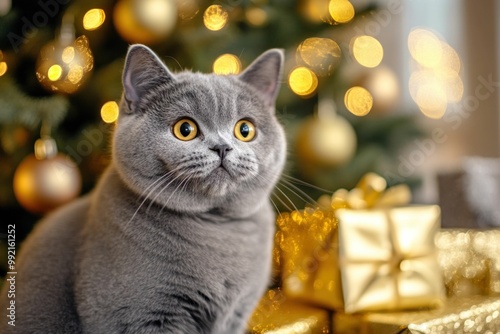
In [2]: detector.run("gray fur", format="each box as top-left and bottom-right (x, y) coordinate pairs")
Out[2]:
(0, 45), (286, 333)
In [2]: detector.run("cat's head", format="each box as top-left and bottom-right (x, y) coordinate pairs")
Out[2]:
(113, 45), (286, 216)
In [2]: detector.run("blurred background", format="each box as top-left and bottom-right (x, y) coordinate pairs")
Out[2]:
(0, 0), (499, 277)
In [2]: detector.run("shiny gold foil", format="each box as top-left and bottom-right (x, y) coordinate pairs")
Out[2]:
(436, 229), (500, 297)
(333, 296), (500, 334)
(279, 208), (344, 310)
(248, 289), (331, 334)
(336, 206), (445, 313)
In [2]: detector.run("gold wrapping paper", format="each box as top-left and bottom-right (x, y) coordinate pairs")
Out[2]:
(278, 209), (344, 310)
(336, 206), (445, 313)
(436, 229), (500, 297)
(333, 295), (500, 334)
(247, 289), (331, 334)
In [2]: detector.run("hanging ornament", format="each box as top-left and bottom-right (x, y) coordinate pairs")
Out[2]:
(36, 14), (94, 94)
(359, 66), (400, 114)
(13, 124), (81, 214)
(296, 98), (357, 168)
(113, 0), (177, 44)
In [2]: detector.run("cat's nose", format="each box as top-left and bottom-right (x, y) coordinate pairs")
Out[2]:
(210, 144), (233, 160)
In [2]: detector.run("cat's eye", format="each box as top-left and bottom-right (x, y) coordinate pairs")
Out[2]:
(173, 119), (198, 141)
(234, 120), (256, 142)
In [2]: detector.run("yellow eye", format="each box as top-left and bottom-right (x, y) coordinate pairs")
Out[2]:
(173, 119), (198, 141)
(234, 120), (256, 142)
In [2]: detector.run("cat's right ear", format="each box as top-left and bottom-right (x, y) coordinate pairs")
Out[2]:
(122, 44), (175, 112)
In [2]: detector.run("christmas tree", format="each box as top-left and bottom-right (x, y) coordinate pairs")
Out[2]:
(0, 0), (433, 279)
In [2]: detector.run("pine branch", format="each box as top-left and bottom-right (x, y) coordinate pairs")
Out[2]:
(0, 75), (69, 131)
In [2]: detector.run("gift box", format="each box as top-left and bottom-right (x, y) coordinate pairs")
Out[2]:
(279, 173), (445, 313)
(332, 295), (500, 334)
(247, 289), (331, 333)
(337, 205), (445, 313)
(436, 229), (500, 297)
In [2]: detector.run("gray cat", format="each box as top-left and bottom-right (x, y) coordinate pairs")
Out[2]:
(0, 45), (286, 333)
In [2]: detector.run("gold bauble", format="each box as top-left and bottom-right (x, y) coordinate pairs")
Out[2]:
(360, 66), (400, 114)
(13, 154), (82, 214)
(113, 0), (173, 44)
(296, 115), (357, 167)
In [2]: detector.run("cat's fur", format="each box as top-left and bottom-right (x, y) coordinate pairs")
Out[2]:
(0, 45), (286, 333)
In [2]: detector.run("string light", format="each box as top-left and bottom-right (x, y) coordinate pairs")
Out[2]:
(203, 5), (228, 31)
(351, 35), (384, 68)
(329, 0), (355, 24)
(344, 86), (373, 116)
(288, 67), (318, 97)
(101, 101), (119, 123)
(213, 54), (241, 75)
(83, 8), (106, 31)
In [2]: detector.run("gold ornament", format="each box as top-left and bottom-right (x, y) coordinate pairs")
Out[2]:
(36, 15), (93, 94)
(114, 0), (174, 44)
(13, 137), (81, 214)
(296, 101), (357, 168)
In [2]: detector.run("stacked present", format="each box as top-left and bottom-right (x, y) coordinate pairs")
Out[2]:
(248, 173), (500, 334)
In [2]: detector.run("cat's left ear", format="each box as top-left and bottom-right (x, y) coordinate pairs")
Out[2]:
(122, 44), (175, 112)
(239, 49), (284, 107)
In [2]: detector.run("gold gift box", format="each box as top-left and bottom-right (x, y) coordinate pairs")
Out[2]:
(279, 173), (445, 313)
(247, 289), (331, 334)
(333, 295), (500, 334)
(436, 229), (500, 297)
(337, 206), (445, 313)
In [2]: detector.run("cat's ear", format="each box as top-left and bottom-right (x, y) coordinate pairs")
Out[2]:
(122, 44), (175, 111)
(239, 49), (284, 106)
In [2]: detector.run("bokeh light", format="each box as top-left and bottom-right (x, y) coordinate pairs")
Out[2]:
(61, 46), (75, 63)
(83, 8), (106, 31)
(245, 7), (267, 26)
(0, 61), (7, 76)
(344, 86), (373, 116)
(329, 0), (355, 24)
(203, 5), (228, 31)
(47, 65), (63, 81)
(213, 54), (241, 75)
(351, 35), (384, 68)
(296, 37), (341, 76)
(101, 101), (120, 123)
(408, 28), (463, 119)
(177, 0), (199, 21)
(408, 28), (443, 68)
(288, 67), (318, 97)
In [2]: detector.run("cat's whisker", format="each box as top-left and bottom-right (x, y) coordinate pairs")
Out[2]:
(158, 173), (193, 217)
(125, 170), (180, 226)
(278, 179), (318, 207)
(281, 174), (334, 194)
(271, 192), (294, 212)
(273, 185), (300, 212)
(147, 170), (188, 214)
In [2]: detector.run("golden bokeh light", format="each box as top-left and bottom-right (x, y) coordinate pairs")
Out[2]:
(297, 37), (341, 76)
(409, 71), (447, 119)
(301, 0), (329, 23)
(0, 61), (7, 76)
(61, 46), (75, 64)
(135, 0), (177, 36)
(352, 35), (384, 68)
(245, 7), (267, 26)
(203, 5), (228, 31)
(288, 67), (318, 97)
(213, 54), (241, 75)
(329, 0), (355, 24)
(101, 101), (120, 123)
(177, 0), (199, 20)
(408, 28), (443, 68)
(47, 64), (63, 81)
(67, 65), (83, 84)
(344, 86), (373, 116)
(83, 8), (106, 31)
